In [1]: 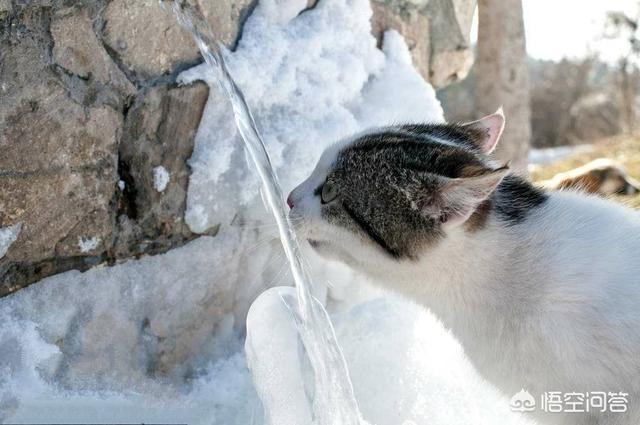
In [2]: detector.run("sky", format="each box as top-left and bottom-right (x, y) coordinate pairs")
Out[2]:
(471, 0), (638, 62)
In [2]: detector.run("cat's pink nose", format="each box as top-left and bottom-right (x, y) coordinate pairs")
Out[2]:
(286, 193), (294, 209)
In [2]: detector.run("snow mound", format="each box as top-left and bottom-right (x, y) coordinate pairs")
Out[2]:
(77, 236), (100, 253)
(153, 165), (170, 192)
(246, 287), (535, 425)
(178, 0), (443, 233)
(0, 223), (21, 259)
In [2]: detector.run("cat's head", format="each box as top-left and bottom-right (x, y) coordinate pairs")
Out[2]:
(287, 111), (509, 271)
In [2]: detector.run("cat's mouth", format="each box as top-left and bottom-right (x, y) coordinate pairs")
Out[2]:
(307, 238), (328, 249)
(307, 237), (361, 267)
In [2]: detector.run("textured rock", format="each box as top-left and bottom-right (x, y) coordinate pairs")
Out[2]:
(370, 2), (432, 78)
(101, 0), (255, 79)
(102, 0), (201, 79)
(0, 93), (121, 294)
(0, 3), (216, 293)
(115, 82), (210, 257)
(51, 7), (135, 98)
(0, 4), (120, 294)
(371, 0), (475, 87)
(197, 0), (256, 47)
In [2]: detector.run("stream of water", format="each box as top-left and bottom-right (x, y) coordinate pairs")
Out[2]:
(165, 2), (365, 424)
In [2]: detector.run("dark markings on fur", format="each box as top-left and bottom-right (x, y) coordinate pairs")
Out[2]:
(341, 201), (402, 259)
(346, 132), (487, 179)
(313, 182), (323, 197)
(401, 123), (486, 153)
(493, 175), (548, 225)
(321, 124), (548, 259)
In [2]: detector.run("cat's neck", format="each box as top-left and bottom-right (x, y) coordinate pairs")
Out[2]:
(383, 176), (548, 303)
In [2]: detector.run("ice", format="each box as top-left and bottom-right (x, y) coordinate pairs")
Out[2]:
(77, 236), (100, 253)
(0, 0), (534, 423)
(0, 223), (21, 259)
(246, 287), (535, 425)
(153, 165), (171, 192)
(171, 3), (366, 420)
(245, 287), (313, 425)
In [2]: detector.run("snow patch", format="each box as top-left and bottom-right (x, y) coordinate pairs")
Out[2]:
(78, 237), (100, 253)
(152, 166), (170, 192)
(0, 223), (22, 259)
(0, 235), (264, 423)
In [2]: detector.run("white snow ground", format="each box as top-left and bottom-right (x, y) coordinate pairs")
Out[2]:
(0, 223), (21, 259)
(153, 165), (171, 192)
(0, 0), (535, 424)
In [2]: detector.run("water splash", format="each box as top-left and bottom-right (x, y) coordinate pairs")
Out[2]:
(164, 2), (365, 424)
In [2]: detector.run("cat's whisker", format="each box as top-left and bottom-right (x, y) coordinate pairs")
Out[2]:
(244, 251), (288, 290)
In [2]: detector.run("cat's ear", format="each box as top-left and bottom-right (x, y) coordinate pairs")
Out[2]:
(423, 167), (509, 227)
(461, 107), (505, 154)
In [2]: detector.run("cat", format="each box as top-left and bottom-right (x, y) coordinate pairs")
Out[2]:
(287, 111), (640, 425)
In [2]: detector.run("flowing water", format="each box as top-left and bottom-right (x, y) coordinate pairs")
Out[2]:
(166, 2), (365, 424)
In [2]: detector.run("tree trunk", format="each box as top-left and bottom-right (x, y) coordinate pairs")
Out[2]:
(620, 57), (636, 134)
(475, 0), (531, 173)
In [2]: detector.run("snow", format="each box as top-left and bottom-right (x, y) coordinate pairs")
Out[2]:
(528, 144), (593, 165)
(0, 222), (21, 259)
(178, 0), (443, 233)
(0, 0), (534, 424)
(152, 165), (170, 192)
(0, 235), (262, 424)
(247, 287), (534, 425)
(77, 236), (100, 253)
(118, 180), (126, 190)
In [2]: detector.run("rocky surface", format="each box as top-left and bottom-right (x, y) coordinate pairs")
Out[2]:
(371, 0), (475, 87)
(0, 0), (475, 295)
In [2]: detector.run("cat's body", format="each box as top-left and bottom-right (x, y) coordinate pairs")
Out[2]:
(288, 113), (640, 425)
(388, 189), (640, 425)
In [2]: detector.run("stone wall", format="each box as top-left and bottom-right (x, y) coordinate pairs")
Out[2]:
(0, 0), (476, 296)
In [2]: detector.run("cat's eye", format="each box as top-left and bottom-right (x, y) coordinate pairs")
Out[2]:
(321, 182), (339, 204)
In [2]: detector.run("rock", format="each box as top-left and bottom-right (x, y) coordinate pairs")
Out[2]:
(0, 95), (121, 293)
(51, 7), (135, 98)
(0, 0), (12, 20)
(371, 0), (475, 87)
(101, 0), (256, 79)
(102, 0), (201, 79)
(115, 82), (210, 256)
(0, 4), (122, 294)
(196, 0), (256, 47)
(370, 2), (432, 78)
(0, 90), (120, 174)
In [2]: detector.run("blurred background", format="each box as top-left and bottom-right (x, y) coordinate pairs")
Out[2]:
(441, 0), (640, 207)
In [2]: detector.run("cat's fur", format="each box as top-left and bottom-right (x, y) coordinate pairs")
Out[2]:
(288, 112), (640, 425)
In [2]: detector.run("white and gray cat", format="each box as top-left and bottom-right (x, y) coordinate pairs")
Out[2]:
(288, 111), (640, 425)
